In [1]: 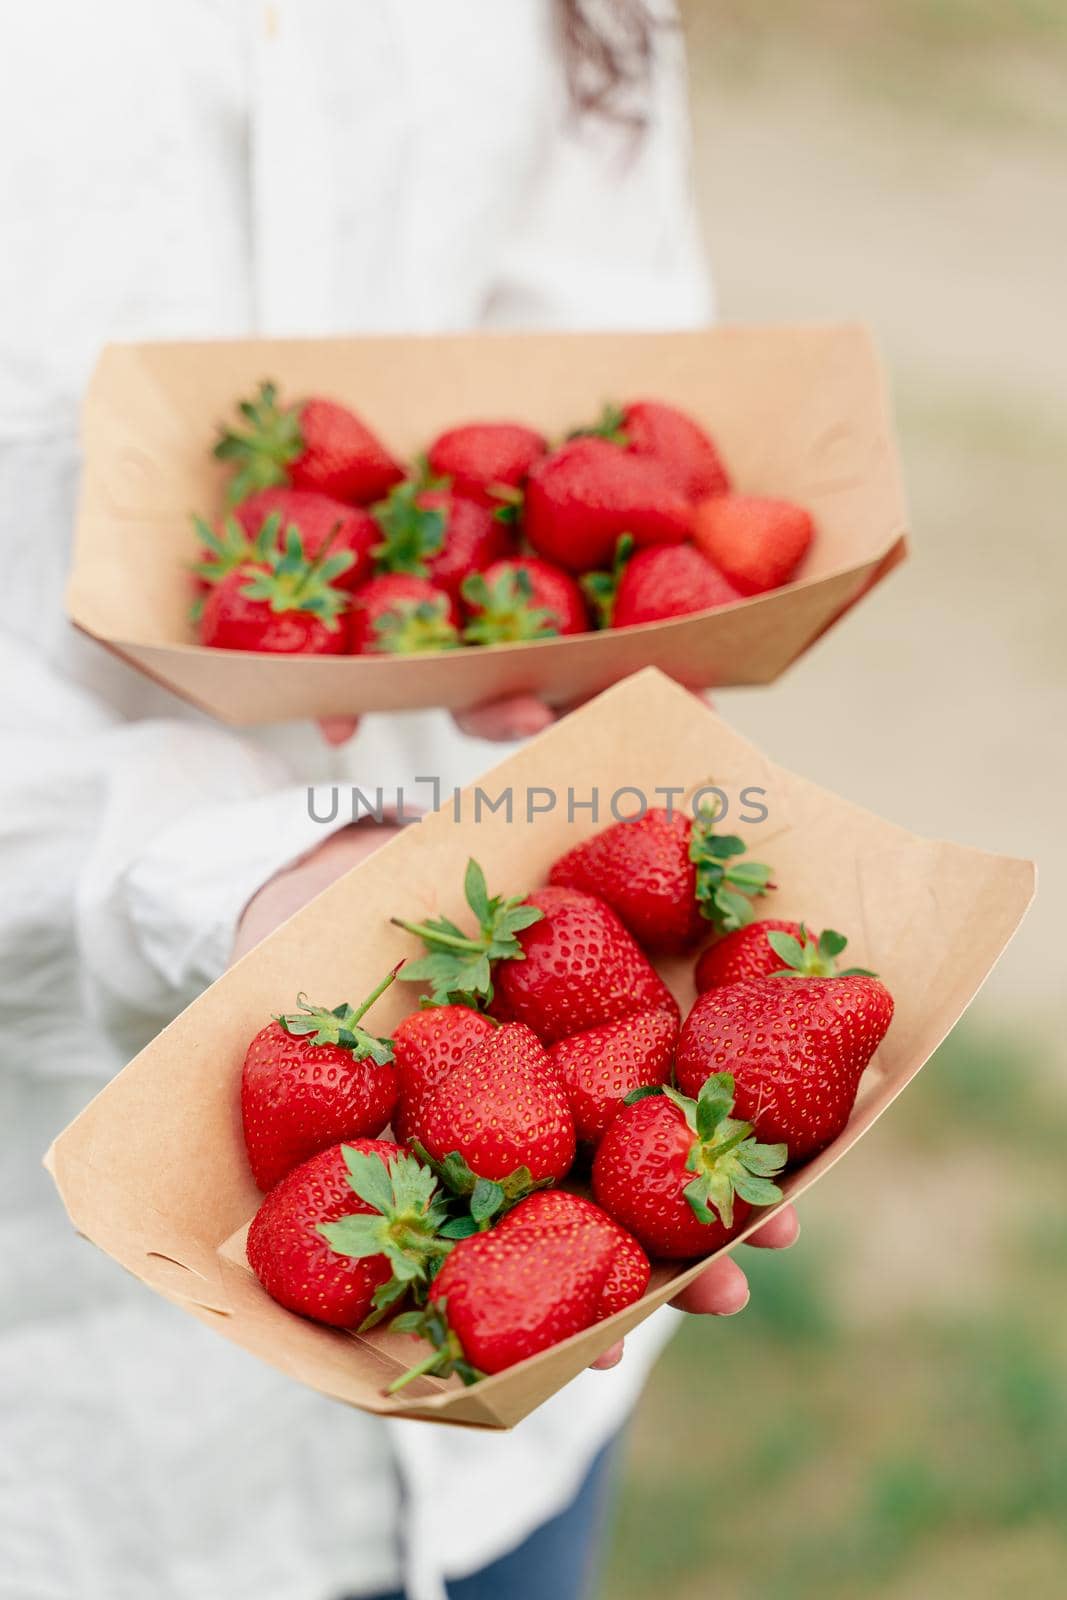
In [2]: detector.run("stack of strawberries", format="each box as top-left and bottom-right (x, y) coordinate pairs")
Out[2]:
(242, 806), (893, 1389)
(194, 382), (815, 655)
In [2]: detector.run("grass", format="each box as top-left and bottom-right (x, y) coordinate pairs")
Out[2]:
(599, 1024), (1067, 1598)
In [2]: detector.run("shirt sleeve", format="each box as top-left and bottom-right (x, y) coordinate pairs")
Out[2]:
(1, 633), (348, 1065)
(482, 11), (714, 331)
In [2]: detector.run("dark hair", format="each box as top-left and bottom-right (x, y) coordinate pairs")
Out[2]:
(556, 0), (663, 128)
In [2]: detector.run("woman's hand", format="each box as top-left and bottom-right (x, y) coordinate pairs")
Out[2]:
(317, 693), (575, 747)
(231, 820), (404, 961)
(589, 1204), (801, 1371)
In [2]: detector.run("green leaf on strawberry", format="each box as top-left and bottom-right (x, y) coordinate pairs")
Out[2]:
(580, 532), (635, 629)
(410, 1141), (543, 1229)
(372, 480), (447, 575)
(690, 806), (776, 934)
(317, 1144), (454, 1328)
(391, 859), (544, 1008)
(661, 1074), (787, 1231)
(388, 1298), (485, 1391)
(461, 568), (559, 645)
(277, 964), (403, 1066)
(567, 402), (630, 448)
(767, 925), (877, 979)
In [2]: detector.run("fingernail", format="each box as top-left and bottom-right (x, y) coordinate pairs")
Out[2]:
(720, 1290), (751, 1317)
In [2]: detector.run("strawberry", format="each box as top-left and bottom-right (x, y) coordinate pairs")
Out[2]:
(372, 482), (511, 604)
(241, 968), (401, 1191)
(675, 976), (894, 1161)
(247, 1140), (449, 1329)
(388, 1189), (649, 1385)
(695, 922), (874, 992)
(492, 886), (679, 1046)
(524, 437), (692, 572)
(392, 858), (545, 1010)
(692, 495), (814, 596)
(548, 807), (774, 950)
(548, 1008), (678, 1146)
(233, 487), (378, 591)
(425, 422), (547, 507)
(573, 400), (730, 503)
(592, 1075), (786, 1258)
(412, 1021), (576, 1193)
(461, 558), (588, 643)
(391, 1004), (497, 1146)
(611, 543), (742, 629)
(215, 381), (404, 505)
(198, 527), (353, 653)
(348, 573), (459, 655)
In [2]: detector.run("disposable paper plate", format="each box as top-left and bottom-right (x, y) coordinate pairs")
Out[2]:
(67, 324), (908, 723)
(46, 671), (1032, 1428)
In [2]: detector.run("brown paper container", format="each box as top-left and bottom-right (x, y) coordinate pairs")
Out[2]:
(67, 324), (907, 723)
(46, 671), (1033, 1428)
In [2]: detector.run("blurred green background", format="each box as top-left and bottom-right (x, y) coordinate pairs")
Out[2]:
(603, 4), (1067, 1595)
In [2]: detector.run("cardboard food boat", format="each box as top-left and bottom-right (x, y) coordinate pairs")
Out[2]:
(46, 672), (1033, 1427)
(67, 324), (907, 723)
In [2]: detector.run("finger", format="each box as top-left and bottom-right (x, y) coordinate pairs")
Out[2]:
(669, 1254), (750, 1316)
(744, 1204), (800, 1250)
(453, 693), (557, 741)
(590, 1341), (624, 1371)
(318, 716), (360, 747)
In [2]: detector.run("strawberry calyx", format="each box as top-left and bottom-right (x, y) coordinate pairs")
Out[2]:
(567, 402), (630, 448)
(628, 1074), (787, 1229)
(391, 859), (544, 1008)
(767, 925), (877, 979)
(410, 1145), (546, 1236)
(190, 510), (273, 590)
(488, 484), (525, 526)
(690, 804), (775, 934)
(387, 1298), (485, 1391)
(277, 964), (402, 1066)
(461, 569), (559, 645)
(581, 533), (635, 628)
(238, 524), (354, 629)
(371, 595), (461, 653)
(318, 1144), (453, 1328)
(214, 381), (305, 504)
(371, 481), (447, 575)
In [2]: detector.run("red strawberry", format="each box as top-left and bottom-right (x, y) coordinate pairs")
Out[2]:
(247, 1140), (448, 1329)
(575, 400), (730, 503)
(348, 573), (459, 655)
(198, 527), (353, 653)
(692, 495), (814, 596)
(549, 1008), (678, 1146)
(524, 438), (692, 572)
(389, 1189), (649, 1385)
(391, 1005), (496, 1146)
(234, 487), (378, 591)
(493, 886), (679, 1046)
(550, 808), (702, 952)
(413, 1021), (576, 1189)
(549, 807), (775, 950)
(461, 557), (588, 643)
(592, 1076), (786, 1258)
(425, 422), (547, 507)
(675, 976), (894, 1161)
(392, 858), (546, 1011)
(241, 969), (401, 1191)
(612, 543), (742, 628)
(372, 482), (511, 604)
(215, 381), (404, 505)
(695, 922), (873, 992)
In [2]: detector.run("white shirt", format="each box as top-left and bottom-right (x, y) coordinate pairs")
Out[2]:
(0, 5), (711, 1597)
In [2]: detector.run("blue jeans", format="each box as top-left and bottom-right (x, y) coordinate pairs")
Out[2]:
(358, 1431), (621, 1600)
